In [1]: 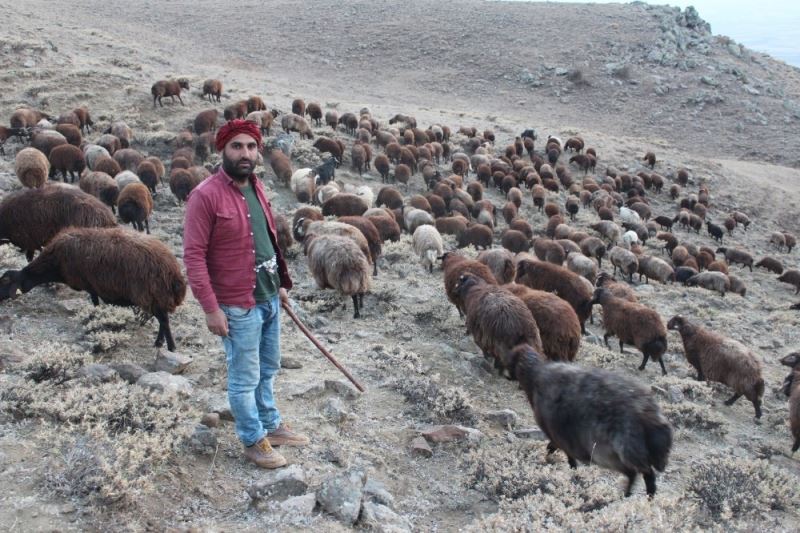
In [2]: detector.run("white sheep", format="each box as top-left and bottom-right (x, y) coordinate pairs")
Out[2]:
(114, 170), (141, 192)
(413, 225), (444, 273)
(619, 206), (642, 225)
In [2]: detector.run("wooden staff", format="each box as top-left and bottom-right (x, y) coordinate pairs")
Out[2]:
(281, 301), (366, 393)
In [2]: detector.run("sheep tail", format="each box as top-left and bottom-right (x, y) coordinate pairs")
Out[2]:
(642, 336), (667, 361)
(643, 418), (673, 472)
(754, 377), (765, 400)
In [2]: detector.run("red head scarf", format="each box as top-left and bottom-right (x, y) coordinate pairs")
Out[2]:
(215, 119), (262, 152)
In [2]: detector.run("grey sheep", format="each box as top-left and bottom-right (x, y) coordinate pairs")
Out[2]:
(477, 248), (516, 284)
(306, 234), (371, 318)
(686, 271), (730, 296)
(715, 247), (753, 272)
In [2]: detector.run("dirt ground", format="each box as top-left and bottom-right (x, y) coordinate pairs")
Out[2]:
(0, 1), (799, 531)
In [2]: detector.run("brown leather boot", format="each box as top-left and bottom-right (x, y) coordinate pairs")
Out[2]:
(267, 423), (310, 447)
(244, 437), (287, 469)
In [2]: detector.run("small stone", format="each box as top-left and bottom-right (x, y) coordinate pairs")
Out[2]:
(555, 68), (568, 76)
(420, 425), (484, 444)
(248, 464), (308, 502)
(78, 363), (118, 383)
(325, 379), (360, 400)
(279, 492), (317, 519)
(484, 409), (518, 429)
(201, 412), (220, 428)
(700, 75), (718, 87)
(111, 362), (147, 384)
(58, 298), (85, 313)
(410, 436), (433, 457)
(514, 427), (547, 440)
(669, 385), (685, 403)
(281, 357), (303, 369)
(316, 467), (366, 525)
(289, 383), (325, 399)
(0, 315), (13, 335)
(153, 349), (193, 374)
(744, 85), (760, 96)
(60, 503), (76, 514)
(359, 502), (411, 533)
(206, 394), (234, 421)
(364, 479), (395, 508)
(23, 58), (35, 68)
(188, 424), (217, 451)
(322, 397), (351, 424)
(354, 330), (370, 339)
(137, 371), (192, 398)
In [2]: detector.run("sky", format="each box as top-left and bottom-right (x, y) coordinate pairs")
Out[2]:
(518, 1), (800, 67)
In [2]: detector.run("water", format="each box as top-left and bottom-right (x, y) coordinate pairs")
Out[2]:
(500, 1), (800, 68)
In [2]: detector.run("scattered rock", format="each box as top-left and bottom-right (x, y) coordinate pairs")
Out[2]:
(360, 502), (412, 533)
(111, 362), (147, 384)
(289, 383), (325, 399)
(188, 424), (217, 452)
(316, 467), (366, 525)
(279, 492), (317, 520)
(555, 68), (568, 76)
(420, 425), (484, 444)
(281, 356), (303, 369)
(323, 446), (350, 466)
(484, 409), (518, 429)
(78, 363), (118, 383)
(58, 299), (85, 313)
(201, 412), (220, 428)
(137, 371), (192, 398)
(153, 349), (193, 374)
(0, 315), (13, 335)
(206, 394), (234, 421)
(700, 76), (718, 87)
(322, 397), (351, 424)
(364, 479), (395, 508)
(23, 58), (35, 68)
(325, 379), (360, 400)
(248, 464), (308, 502)
(410, 436), (432, 458)
(513, 427), (547, 440)
(669, 385), (685, 403)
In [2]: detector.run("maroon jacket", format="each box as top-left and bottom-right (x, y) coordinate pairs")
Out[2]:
(183, 168), (292, 314)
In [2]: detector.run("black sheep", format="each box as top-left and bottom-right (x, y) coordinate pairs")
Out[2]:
(314, 157), (337, 186)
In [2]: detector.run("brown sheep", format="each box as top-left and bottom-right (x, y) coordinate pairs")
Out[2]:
(515, 258), (593, 333)
(502, 229), (531, 254)
(455, 274), (542, 376)
(435, 216), (468, 237)
(755, 256), (784, 275)
(10, 107), (50, 129)
(643, 151), (656, 169)
(365, 211), (401, 243)
(113, 148), (145, 173)
(477, 248), (516, 285)
(152, 78), (189, 107)
(442, 252), (496, 317)
(351, 143), (367, 175)
(291, 98), (306, 116)
(15, 147), (49, 188)
(322, 193), (369, 217)
(202, 79), (222, 102)
(281, 113), (314, 139)
(533, 237), (566, 265)
(596, 271), (638, 302)
(375, 186), (403, 210)
(338, 216), (382, 276)
(55, 123), (82, 146)
(169, 168), (203, 203)
(137, 161), (159, 195)
(117, 182), (153, 234)
(246, 96), (267, 113)
(716, 247), (753, 272)
(268, 149), (293, 186)
(72, 106), (94, 134)
(93, 155), (122, 177)
(325, 110), (339, 129)
(668, 316), (764, 418)
(31, 131), (67, 157)
(778, 269), (800, 294)
(48, 144), (86, 183)
(305, 102), (323, 126)
(79, 171), (119, 214)
(313, 137), (344, 166)
(96, 133), (121, 156)
(506, 283), (581, 362)
(291, 207), (324, 242)
(457, 224), (493, 250)
(224, 100), (248, 121)
(194, 109), (219, 135)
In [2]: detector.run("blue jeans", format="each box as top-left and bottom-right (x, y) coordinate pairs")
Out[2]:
(220, 295), (282, 447)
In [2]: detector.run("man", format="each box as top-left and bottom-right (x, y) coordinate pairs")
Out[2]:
(183, 119), (308, 469)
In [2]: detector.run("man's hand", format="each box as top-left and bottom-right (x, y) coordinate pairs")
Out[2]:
(278, 287), (289, 307)
(206, 308), (228, 337)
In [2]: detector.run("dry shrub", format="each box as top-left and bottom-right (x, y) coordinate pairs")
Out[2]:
(0, 342), (196, 509)
(652, 375), (715, 403)
(368, 345), (426, 375)
(391, 373), (476, 424)
(688, 455), (798, 521)
(77, 304), (141, 352)
(661, 402), (727, 434)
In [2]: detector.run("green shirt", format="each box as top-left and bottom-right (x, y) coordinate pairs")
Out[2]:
(242, 183), (279, 302)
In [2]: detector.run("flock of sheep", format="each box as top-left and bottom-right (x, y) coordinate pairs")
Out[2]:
(0, 75), (798, 499)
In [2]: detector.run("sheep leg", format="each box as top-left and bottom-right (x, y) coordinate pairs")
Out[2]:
(724, 393), (742, 406)
(603, 333), (611, 347)
(618, 339), (624, 354)
(352, 294), (360, 319)
(88, 291), (99, 306)
(567, 456), (577, 469)
(145, 218), (150, 235)
(658, 358), (667, 375)
(643, 470), (657, 497)
(638, 353), (650, 371)
(546, 441), (558, 455)
(623, 470), (637, 497)
(752, 399), (762, 419)
(154, 309), (176, 351)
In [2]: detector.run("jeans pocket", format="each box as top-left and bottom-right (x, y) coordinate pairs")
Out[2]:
(221, 305), (253, 319)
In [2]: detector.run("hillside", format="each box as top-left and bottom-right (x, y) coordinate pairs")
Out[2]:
(0, 1), (799, 531)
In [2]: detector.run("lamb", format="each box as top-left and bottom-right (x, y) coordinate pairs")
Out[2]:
(338, 216), (382, 276)
(591, 288), (668, 375)
(457, 224), (493, 250)
(477, 248), (516, 284)
(778, 269), (800, 294)
(305, 102), (323, 126)
(715, 247), (754, 272)
(48, 144), (86, 183)
(152, 78), (189, 107)
(117, 182), (153, 234)
(780, 353), (800, 452)
(14, 147), (49, 188)
(686, 271), (730, 296)
(306, 234), (371, 318)
(290, 168), (315, 203)
(508, 345), (672, 497)
(79, 172), (119, 214)
(202, 79), (222, 102)
(609, 245), (639, 282)
(194, 109), (220, 135)
(515, 258), (593, 333)
(455, 274), (543, 376)
(505, 285), (581, 362)
(637, 255), (675, 284)
(755, 256), (784, 275)
(0, 226), (185, 350)
(281, 113), (314, 139)
(412, 225), (443, 274)
(667, 316), (764, 418)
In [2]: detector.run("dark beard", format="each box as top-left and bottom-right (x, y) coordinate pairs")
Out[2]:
(222, 151), (255, 181)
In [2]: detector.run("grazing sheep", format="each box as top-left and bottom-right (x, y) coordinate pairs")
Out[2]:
(591, 288), (668, 375)
(306, 234), (371, 318)
(674, 266), (698, 284)
(728, 274), (746, 296)
(596, 271), (638, 302)
(113, 147), (144, 171)
(477, 248), (516, 285)
(117, 182), (153, 234)
(442, 252), (497, 316)
(668, 316), (764, 418)
(202, 79), (222, 102)
(532, 237), (565, 265)
(510, 218), (534, 239)
(48, 144), (86, 183)
(10, 107), (50, 129)
(14, 147), (49, 188)
(152, 78), (189, 107)
(755, 256), (784, 275)
(435, 215), (468, 237)
(281, 113), (314, 139)
(96, 133), (121, 156)
(515, 258), (593, 333)
(637, 255), (675, 284)
(455, 274), (542, 376)
(93, 155), (122, 178)
(338, 216), (382, 276)
(79, 172), (119, 214)
(305, 102), (323, 126)
(654, 215), (673, 231)
(784, 232), (796, 253)
(245, 110), (273, 136)
(296, 220), (371, 266)
(508, 345), (672, 497)
(291, 207), (324, 242)
(168, 169), (202, 203)
(55, 123), (82, 146)
(566, 252), (598, 284)
(290, 168), (315, 204)
(413, 225), (443, 274)
(83, 144), (111, 171)
(579, 236), (607, 267)
(376, 186), (403, 209)
(268, 148), (293, 186)
(402, 207), (433, 235)
(591, 221), (621, 244)
(194, 109), (220, 135)
(321, 193), (369, 218)
(715, 247), (753, 272)
(502, 229), (532, 254)
(457, 223), (493, 250)
(0, 227), (185, 351)
(291, 98), (306, 116)
(770, 231), (786, 251)
(643, 151), (656, 169)
(365, 211), (401, 243)
(506, 285), (581, 362)
(394, 163), (411, 189)
(313, 137), (344, 165)
(730, 211), (751, 230)
(609, 245), (639, 282)
(778, 269), (800, 294)
(374, 154), (391, 183)
(325, 110), (339, 129)
(136, 161), (159, 195)
(224, 100), (248, 121)
(686, 271), (730, 296)
(780, 353), (800, 452)
(351, 143), (367, 175)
